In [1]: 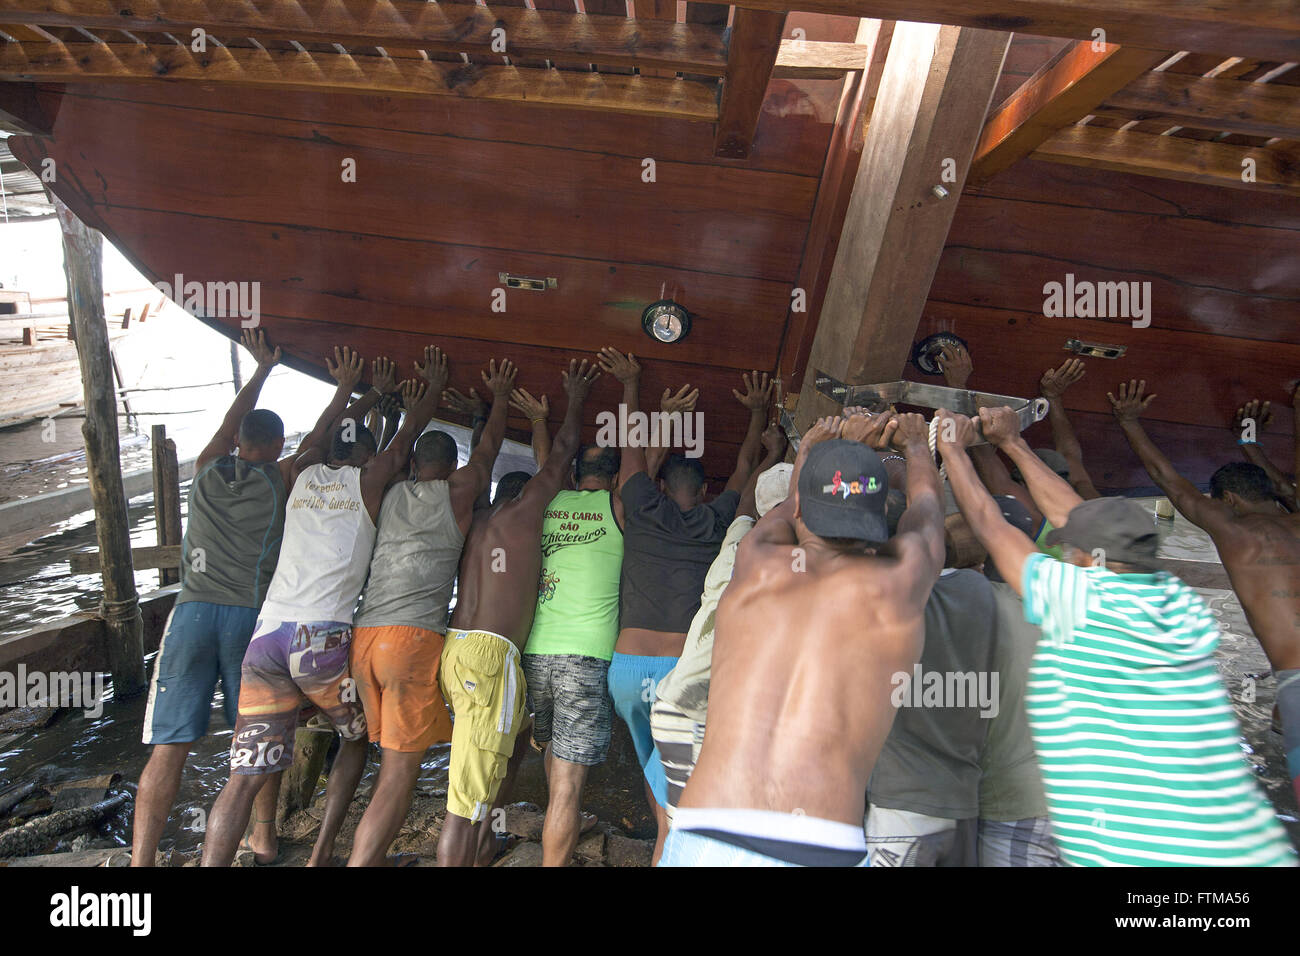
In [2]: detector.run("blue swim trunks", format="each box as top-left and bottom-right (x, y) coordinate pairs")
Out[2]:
(608, 651), (677, 808)
(143, 601), (260, 745)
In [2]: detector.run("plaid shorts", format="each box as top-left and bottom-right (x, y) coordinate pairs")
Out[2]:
(521, 653), (611, 767)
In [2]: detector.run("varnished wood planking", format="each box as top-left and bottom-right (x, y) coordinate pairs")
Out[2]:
(25, 89), (818, 282)
(935, 194), (1300, 345)
(40, 82), (833, 178)
(16, 203), (794, 373)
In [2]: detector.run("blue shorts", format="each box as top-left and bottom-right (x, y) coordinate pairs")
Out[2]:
(142, 601), (260, 745)
(608, 652), (677, 809)
(660, 813), (872, 868)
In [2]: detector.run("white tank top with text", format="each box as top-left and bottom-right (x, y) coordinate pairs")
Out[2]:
(259, 463), (377, 624)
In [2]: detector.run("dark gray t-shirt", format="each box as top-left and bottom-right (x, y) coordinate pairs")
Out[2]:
(619, 472), (739, 634)
(178, 455), (286, 609)
(867, 569), (997, 820)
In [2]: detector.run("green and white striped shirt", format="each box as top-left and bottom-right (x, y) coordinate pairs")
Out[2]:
(1021, 553), (1295, 867)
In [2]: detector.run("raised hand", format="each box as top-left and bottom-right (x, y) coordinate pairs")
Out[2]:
(1233, 399), (1273, 433)
(242, 328), (281, 369)
(415, 345), (449, 394)
(1107, 379), (1157, 423)
(934, 408), (978, 450)
(444, 387), (488, 420)
(596, 347), (641, 384)
(761, 422), (787, 459)
(508, 387), (548, 422)
(803, 415), (844, 449)
(563, 358), (602, 403)
(1040, 358), (1085, 400)
(732, 371), (773, 412)
(399, 379), (427, 409)
(841, 409), (897, 450)
(889, 412), (930, 453)
(371, 356), (397, 394)
(938, 343), (973, 389)
(378, 393), (401, 419)
(975, 405), (1023, 447)
(327, 345), (365, 389)
(661, 384), (700, 416)
(481, 358), (517, 400)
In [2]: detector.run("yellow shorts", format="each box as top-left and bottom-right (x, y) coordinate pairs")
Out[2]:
(440, 628), (528, 823)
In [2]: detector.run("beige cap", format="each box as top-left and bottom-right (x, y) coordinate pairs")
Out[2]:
(756, 462), (793, 517)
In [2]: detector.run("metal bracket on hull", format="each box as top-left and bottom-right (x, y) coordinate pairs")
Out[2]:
(811, 373), (1050, 445)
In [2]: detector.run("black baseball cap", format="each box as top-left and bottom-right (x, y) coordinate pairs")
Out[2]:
(797, 440), (890, 543)
(1046, 497), (1160, 570)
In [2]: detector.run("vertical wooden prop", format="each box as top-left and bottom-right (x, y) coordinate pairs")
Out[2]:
(229, 339), (243, 395)
(53, 194), (146, 698)
(277, 728), (334, 826)
(151, 424), (182, 586)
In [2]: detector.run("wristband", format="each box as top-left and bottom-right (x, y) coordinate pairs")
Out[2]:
(881, 455), (905, 464)
(1238, 439), (1260, 446)
(531, 417), (547, 426)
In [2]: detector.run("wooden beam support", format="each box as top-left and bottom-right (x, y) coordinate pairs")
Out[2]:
(970, 42), (1169, 182)
(52, 193), (146, 699)
(0, 0), (729, 75)
(725, 0), (1300, 64)
(1033, 125), (1300, 196)
(1102, 72), (1300, 140)
(795, 22), (1011, 429)
(773, 39), (873, 79)
(0, 41), (721, 121)
(715, 9), (787, 158)
(70, 545), (181, 575)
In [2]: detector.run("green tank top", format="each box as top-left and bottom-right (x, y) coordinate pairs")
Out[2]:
(1036, 518), (1065, 561)
(524, 489), (623, 660)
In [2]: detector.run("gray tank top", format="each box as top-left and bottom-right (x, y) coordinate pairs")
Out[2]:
(354, 480), (464, 633)
(178, 455), (286, 609)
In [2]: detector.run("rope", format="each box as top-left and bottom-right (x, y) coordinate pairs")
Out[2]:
(928, 415), (947, 481)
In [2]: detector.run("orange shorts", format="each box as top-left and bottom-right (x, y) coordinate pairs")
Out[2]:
(351, 625), (453, 752)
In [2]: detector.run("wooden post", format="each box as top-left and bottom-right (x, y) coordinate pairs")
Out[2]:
(277, 728), (334, 826)
(151, 424), (182, 586)
(229, 339), (242, 395)
(795, 24), (1011, 429)
(52, 193), (146, 699)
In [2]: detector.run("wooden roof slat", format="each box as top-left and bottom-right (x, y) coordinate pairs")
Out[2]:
(633, 0), (679, 79)
(724, 1), (1300, 63)
(772, 39), (872, 79)
(0, 0), (729, 76)
(1104, 71), (1300, 141)
(1034, 124), (1300, 196)
(714, 9), (787, 158)
(970, 42), (1169, 182)
(0, 39), (721, 120)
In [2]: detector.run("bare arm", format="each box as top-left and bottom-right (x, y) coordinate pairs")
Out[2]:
(980, 405), (1084, 531)
(737, 424), (787, 519)
(750, 416), (842, 547)
(360, 348), (448, 514)
(888, 414), (948, 594)
(509, 387), (552, 470)
(1109, 380), (1237, 534)
(280, 345), (365, 486)
(1234, 399), (1297, 509)
(520, 361), (602, 509)
(969, 444), (1045, 527)
(199, 329), (280, 470)
(446, 386), (493, 511)
(597, 347), (644, 488)
(725, 371), (773, 495)
(1041, 359), (1101, 500)
(449, 359), (517, 529)
(938, 410), (1037, 596)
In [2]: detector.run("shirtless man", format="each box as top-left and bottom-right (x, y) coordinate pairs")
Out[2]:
(202, 346), (447, 866)
(436, 359), (601, 867)
(662, 411), (946, 866)
(1111, 379), (1300, 800)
